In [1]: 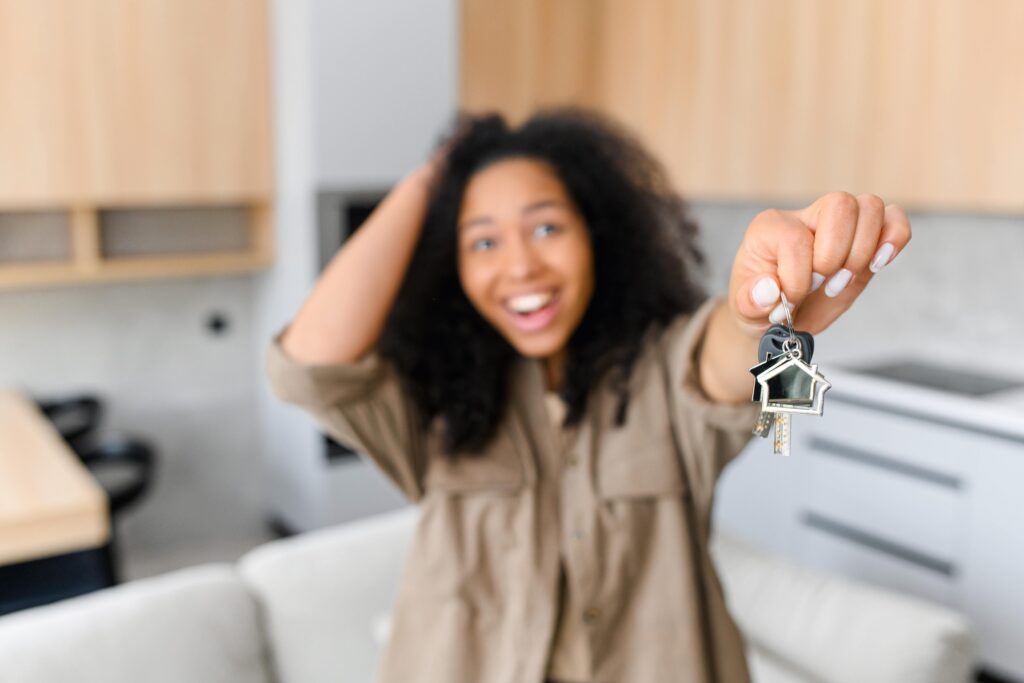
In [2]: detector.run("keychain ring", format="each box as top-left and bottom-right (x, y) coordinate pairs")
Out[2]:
(782, 338), (802, 358)
(779, 292), (796, 333)
(779, 291), (800, 352)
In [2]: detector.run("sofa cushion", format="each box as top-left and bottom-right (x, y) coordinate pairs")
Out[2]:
(710, 529), (976, 683)
(239, 506), (417, 683)
(0, 564), (270, 683)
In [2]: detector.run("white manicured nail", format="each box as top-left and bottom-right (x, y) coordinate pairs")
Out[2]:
(752, 277), (780, 308)
(824, 268), (853, 297)
(811, 272), (825, 292)
(870, 243), (895, 273)
(769, 301), (794, 324)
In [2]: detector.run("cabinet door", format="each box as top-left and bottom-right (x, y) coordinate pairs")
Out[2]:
(81, 0), (273, 202)
(0, 1), (89, 205)
(0, 0), (273, 206)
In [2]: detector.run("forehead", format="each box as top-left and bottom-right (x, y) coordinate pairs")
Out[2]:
(458, 157), (573, 222)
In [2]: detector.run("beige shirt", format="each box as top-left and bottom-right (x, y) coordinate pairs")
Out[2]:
(265, 296), (760, 683)
(543, 389), (589, 682)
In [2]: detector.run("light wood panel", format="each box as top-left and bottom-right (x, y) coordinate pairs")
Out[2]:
(80, 0), (274, 203)
(460, 0), (602, 125)
(461, 0), (1024, 212)
(0, 390), (109, 565)
(0, 1), (88, 205)
(0, 0), (273, 206)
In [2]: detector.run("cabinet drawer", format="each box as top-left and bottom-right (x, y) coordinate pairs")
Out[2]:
(797, 520), (960, 610)
(811, 400), (976, 480)
(802, 437), (967, 564)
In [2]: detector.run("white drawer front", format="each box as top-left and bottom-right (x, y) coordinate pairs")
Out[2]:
(802, 436), (967, 564)
(798, 523), (960, 610)
(815, 399), (978, 478)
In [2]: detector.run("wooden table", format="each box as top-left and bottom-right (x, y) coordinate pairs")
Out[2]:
(0, 389), (109, 565)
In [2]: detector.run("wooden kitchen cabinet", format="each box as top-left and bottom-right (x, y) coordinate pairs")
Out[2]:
(0, 0), (273, 289)
(461, 0), (1024, 213)
(715, 369), (1024, 681)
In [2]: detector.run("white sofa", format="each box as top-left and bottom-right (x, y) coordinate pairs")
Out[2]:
(0, 506), (976, 683)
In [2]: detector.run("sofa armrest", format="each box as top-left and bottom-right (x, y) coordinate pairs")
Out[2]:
(0, 564), (269, 683)
(710, 529), (976, 683)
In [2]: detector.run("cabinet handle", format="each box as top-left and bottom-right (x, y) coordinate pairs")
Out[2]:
(808, 436), (963, 490)
(801, 510), (957, 577)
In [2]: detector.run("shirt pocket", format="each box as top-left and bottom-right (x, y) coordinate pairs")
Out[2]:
(423, 423), (527, 494)
(595, 429), (688, 499)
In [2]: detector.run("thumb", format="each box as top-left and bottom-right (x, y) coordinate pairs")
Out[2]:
(733, 274), (786, 335)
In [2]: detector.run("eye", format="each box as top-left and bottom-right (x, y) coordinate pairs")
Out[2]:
(471, 237), (497, 252)
(533, 223), (559, 238)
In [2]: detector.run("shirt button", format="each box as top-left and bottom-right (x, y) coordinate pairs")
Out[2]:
(572, 530), (584, 541)
(566, 453), (579, 466)
(583, 607), (600, 623)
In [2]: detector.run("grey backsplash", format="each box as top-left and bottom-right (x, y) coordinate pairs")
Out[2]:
(690, 203), (1024, 381)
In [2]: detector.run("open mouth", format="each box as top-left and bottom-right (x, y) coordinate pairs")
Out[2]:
(503, 290), (560, 332)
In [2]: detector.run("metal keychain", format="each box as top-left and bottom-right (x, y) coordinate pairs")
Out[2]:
(749, 293), (831, 456)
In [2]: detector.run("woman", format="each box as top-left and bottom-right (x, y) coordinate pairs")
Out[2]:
(266, 108), (910, 683)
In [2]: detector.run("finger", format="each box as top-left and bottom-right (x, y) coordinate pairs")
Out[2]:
(847, 193), (886, 273)
(869, 203), (912, 273)
(739, 272), (780, 328)
(771, 219), (815, 321)
(802, 192), (861, 298)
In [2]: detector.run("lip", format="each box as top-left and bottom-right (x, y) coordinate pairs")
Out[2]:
(502, 291), (561, 332)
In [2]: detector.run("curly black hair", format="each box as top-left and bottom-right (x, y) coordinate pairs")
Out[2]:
(378, 107), (708, 457)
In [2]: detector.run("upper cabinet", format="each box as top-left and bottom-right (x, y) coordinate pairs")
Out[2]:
(0, 0), (272, 207)
(0, 0), (273, 290)
(461, 0), (1024, 213)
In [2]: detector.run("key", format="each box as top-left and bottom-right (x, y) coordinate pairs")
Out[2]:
(752, 409), (773, 438)
(772, 413), (791, 456)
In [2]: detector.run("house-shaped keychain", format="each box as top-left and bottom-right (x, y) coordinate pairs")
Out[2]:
(755, 354), (831, 416)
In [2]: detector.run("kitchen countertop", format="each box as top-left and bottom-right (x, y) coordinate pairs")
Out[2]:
(826, 364), (1024, 443)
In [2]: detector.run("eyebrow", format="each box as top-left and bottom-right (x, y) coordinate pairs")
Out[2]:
(459, 199), (567, 232)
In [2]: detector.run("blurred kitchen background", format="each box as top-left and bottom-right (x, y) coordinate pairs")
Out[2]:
(1, 1), (1023, 682)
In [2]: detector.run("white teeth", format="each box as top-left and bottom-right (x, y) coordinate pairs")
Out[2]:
(506, 292), (553, 314)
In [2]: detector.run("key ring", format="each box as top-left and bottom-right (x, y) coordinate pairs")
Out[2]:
(779, 292), (802, 359)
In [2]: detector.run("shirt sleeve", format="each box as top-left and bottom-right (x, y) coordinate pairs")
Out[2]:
(660, 296), (761, 497)
(263, 325), (426, 502)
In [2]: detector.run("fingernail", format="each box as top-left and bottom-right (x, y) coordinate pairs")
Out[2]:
(824, 268), (853, 297)
(870, 243), (895, 273)
(811, 272), (826, 292)
(769, 301), (794, 324)
(752, 277), (780, 308)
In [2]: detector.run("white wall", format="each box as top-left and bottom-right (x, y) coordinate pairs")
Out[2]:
(254, 0), (459, 532)
(311, 0), (458, 188)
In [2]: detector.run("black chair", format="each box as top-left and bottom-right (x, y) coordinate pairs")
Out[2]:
(0, 395), (158, 616)
(36, 394), (158, 582)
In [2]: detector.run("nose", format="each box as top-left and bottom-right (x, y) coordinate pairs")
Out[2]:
(502, 231), (544, 280)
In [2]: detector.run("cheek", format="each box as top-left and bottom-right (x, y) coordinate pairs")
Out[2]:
(559, 240), (595, 302)
(457, 256), (493, 311)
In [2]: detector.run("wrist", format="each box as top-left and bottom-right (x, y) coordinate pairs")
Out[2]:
(699, 300), (760, 404)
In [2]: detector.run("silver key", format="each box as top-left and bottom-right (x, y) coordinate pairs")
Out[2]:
(772, 413), (791, 457)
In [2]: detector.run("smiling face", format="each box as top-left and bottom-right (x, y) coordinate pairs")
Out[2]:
(457, 157), (595, 374)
